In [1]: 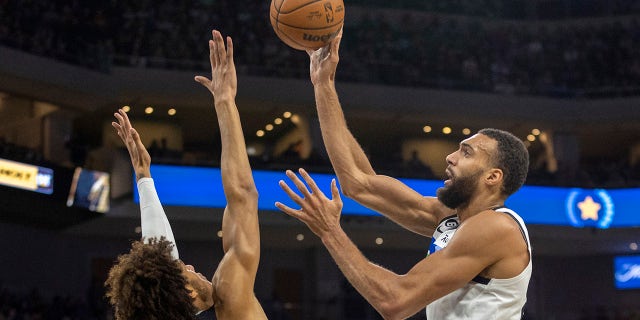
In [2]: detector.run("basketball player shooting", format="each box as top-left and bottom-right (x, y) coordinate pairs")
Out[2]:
(105, 30), (267, 320)
(276, 30), (532, 319)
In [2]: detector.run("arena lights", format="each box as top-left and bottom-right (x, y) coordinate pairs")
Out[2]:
(296, 234), (305, 241)
(255, 112), (297, 139)
(375, 237), (384, 245)
(531, 128), (541, 136)
(423, 125), (475, 136)
(168, 108), (177, 116)
(144, 106), (154, 114)
(631, 243), (638, 251)
(527, 134), (536, 142)
(217, 230), (223, 238)
(122, 105), (131, 112)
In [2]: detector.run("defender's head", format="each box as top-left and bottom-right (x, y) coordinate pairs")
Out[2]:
(105, 237), (213, 320)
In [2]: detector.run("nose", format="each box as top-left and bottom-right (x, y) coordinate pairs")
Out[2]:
(445, 151), (456, 165)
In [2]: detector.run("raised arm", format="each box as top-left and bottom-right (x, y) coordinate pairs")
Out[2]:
(112, 109), (179, 259)
(195, 30), (263, 313)
(308, 32), (448, 236)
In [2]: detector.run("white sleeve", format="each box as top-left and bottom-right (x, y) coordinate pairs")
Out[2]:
(137, 177), (179, 259)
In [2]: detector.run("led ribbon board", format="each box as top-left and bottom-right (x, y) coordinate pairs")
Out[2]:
(135, 164), (640, 228)
(0, 158), (53, 194)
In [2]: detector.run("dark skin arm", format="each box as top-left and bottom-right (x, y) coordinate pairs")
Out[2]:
(195, 29), (266, 319)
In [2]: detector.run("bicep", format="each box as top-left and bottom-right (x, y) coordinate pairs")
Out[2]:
(392, 227), (499, 318)
(345, 173), (447, 236)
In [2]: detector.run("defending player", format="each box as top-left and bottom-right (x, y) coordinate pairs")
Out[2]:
(105, 30), (267, 319)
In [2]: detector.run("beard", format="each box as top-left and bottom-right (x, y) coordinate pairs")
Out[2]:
(437, 170), (483, 209)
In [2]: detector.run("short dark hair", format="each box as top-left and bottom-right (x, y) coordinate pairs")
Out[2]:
(105, 237), (197, 320)
(478, 128), (529, 196)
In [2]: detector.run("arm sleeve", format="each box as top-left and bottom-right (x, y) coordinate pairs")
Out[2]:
(137, 177), (179, 259)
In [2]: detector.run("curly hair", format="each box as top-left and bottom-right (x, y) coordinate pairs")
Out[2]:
(105, 237), (197, 320)
(478, 128), (529, 196)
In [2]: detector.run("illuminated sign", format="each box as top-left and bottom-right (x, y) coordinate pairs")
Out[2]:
(135, 165), (640, 228)
(0, 158), (53, 194)
(566, 189), (614, 229)
(614, 256), (640, 289)
(67, 167), (110, 213)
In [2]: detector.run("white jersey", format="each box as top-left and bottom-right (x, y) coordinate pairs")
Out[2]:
(426, 207), (532, 320)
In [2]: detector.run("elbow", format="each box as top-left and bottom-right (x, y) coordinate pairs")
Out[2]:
(377, 301), (406, 320)
(225, 184), (259, 203)
(338, 173), (370, 200)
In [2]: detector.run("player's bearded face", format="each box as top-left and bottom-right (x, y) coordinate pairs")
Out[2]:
(437, 169), (483, 209)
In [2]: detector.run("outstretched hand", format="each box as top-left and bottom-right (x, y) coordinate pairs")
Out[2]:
(307, 28), (342, 86)
(275, 168), (343, 238)
(195, 30), (237, 100)
(112, 109), (151, 181)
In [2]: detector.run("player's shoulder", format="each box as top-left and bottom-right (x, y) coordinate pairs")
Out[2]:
(461, 209), (523, 240)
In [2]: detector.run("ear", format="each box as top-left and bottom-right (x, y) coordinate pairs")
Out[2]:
(485, 168), (503, 187)
(186, 284), (198, 299)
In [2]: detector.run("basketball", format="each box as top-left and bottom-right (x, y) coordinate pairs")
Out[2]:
(270, 0), (345, 51)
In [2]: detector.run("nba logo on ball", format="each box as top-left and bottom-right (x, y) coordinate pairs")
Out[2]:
(270, 0), (345, 50)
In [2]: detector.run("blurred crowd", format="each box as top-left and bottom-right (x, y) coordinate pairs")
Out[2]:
(349, 0), (640, 19)
(1, 0), (639, 187)
(0, 285), (109, 320)
(0, 137), (44, 164)
(1, 0), (640, 98)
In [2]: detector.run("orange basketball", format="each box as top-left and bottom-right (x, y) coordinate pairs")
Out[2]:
(270, 0), (345, 51)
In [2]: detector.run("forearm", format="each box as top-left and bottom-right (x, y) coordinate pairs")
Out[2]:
(214, 96), (257, 202)
(314, 82), (376, 180)
(321, 227), (402, 319)
(138, 177), (179, 259)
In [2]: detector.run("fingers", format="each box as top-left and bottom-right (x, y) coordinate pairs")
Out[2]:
(194, 75), (210, 86)
(111, 121), (122, 134)
(306, 48), (316, 58)
(285, 170), (312, 199)
(226, 36), (234, 65)
(130, 127), (150, 163)
(274, 201), (302, 219)
(330, 178), (341, 202)
(278, 179), (306, 207)
(332, 29), (342, 56)
(298, 168), (325, 198)
(208, 39), (215, 72)
(118, 109), (132, 133)
(213, 30), (223, 68)
(113, 110), (129, 139)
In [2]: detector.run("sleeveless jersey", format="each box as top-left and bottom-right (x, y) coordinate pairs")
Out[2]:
(426, 207), (532, 320)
